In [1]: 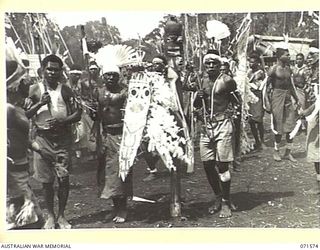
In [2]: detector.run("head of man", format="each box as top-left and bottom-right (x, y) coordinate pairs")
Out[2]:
(203, 50), (221, 77)
(307, 52), (319, 66)
(307, 39), (319, 66)
(152, 55), (168, 73)
(295, 53), (305, 68)
(41, 54), (63, 85)
(276, 48), (290, 65)
(248, 52), (261, 71)
(69, 64), (82, 84)
(101, 64), (120, 89)
(89, 63), (100, 79)
(174, 56), (184, 71)
(306, 54), (313, 67)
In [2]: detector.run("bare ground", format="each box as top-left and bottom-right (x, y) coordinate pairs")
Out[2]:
(29, 114), (320, 229)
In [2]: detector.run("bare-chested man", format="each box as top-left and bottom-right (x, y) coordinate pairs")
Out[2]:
(6, 57), (43, 229)
(194, 50), (237, 218)
(26, 54), (81, 229)
(267, 47), (300, 162)
(89, 62), (132, 223)
(247, 52), (266, 150)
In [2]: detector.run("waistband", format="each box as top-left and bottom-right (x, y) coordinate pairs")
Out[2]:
(102, 123), (123, 135)
(209, 113), (229, 122)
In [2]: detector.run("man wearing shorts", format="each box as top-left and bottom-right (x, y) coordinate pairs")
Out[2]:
(194, 50), (237, 218)
(26, 54), (81, 229)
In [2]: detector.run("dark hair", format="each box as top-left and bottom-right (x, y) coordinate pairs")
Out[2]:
(248, 51), (261, 65)
(41, 54), (63, 69)
(153, 54), (168, 65)
(276, 48), (289, 58)
(296, 53), (304, 59)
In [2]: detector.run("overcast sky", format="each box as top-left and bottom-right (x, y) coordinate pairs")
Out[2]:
(47, 11), (171, 40)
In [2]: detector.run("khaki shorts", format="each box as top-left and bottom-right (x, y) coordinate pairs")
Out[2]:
(33, 134), (72, 183)
(199, 119), (234, 162)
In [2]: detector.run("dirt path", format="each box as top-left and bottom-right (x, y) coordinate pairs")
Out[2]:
(30, 115), (320, 229)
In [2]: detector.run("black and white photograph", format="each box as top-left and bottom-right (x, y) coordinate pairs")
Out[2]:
(4, 10), (319, 231)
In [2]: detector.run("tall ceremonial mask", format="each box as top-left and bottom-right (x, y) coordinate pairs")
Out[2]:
(119, 72), (152, 180)
(119, 69), (191, 181)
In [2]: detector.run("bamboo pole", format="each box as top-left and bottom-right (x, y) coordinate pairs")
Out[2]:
(36, 13), (51, 55)
(24, 15), (35, 54)
(183, 14), (195, 174)
(8, 17), (28, 54)
(56, 27), (74, 64)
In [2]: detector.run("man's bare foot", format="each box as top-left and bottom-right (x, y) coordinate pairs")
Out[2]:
(112, 210), (127, 223)
(43, 215), (55, 229)
(208, 198), (222, 214)
(112, 216), (126, 223)
(219, 202), (232, 218)
(57, 216), (71, 229)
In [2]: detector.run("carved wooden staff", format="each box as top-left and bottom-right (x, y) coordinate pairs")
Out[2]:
(163, 17), (183, 218)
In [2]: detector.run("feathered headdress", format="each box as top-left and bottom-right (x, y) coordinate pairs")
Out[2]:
(206, 20), (231, 41)
(93, 44), (144, 74)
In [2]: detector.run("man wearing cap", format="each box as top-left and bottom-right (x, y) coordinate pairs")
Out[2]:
(267, 46), (300, 162)
(299, 40), (320, 195)
(193, 50), (238, 218)
(89, 62), (132, 223)
(25, 54), (81, 229)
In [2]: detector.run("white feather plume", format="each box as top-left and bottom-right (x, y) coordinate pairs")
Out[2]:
(206, 20), (231, 40)
(93, 44), (145, 73)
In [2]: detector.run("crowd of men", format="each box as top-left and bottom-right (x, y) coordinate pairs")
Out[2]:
(6, 33), (319, 229)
